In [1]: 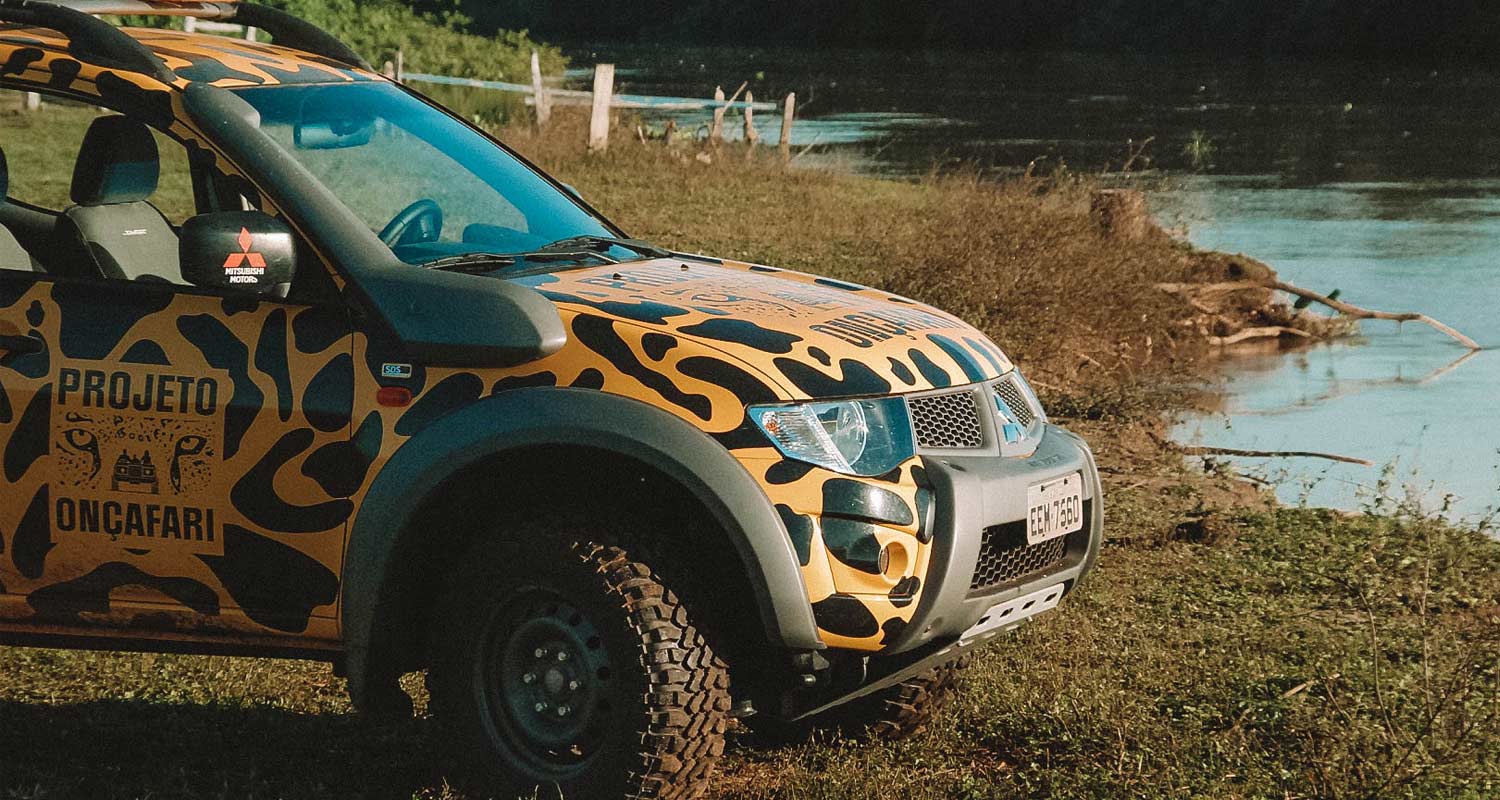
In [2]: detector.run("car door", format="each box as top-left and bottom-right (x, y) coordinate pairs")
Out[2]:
(0, 102), (356, 641)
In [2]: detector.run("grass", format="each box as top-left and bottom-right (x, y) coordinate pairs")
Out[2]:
(2, 106), (1499, 799)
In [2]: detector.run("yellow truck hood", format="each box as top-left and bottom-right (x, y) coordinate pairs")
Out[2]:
(516, 259), (1013, 400)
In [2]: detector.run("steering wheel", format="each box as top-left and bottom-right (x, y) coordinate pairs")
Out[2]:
(379, 199), (444, 248)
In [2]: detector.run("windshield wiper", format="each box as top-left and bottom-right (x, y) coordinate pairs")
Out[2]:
(538, 235), (671, 260)
(422, 253), (519, 273)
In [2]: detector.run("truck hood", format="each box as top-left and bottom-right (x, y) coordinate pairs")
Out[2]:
(513, 259), (1013, 400)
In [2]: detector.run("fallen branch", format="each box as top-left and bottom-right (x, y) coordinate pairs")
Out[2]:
(1156, 280), (1482, 350)
(1208, 326), (1312, 346)
(1178, 445), (1374, 467)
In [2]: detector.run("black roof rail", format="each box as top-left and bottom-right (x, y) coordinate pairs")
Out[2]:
(229, 3), (370, 71)
(0, 0), (370, 81)
(0, 0), (176, 83)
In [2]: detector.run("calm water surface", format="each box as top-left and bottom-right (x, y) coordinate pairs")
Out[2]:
(562, 45), (1500, 520)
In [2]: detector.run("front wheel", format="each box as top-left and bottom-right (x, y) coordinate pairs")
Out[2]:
(427, 531), (731, 799)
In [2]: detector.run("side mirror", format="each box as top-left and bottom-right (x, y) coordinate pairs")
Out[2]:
(180, 211), (296, 293)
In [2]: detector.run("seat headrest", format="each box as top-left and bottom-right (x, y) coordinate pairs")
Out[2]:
(71, 116), (160, 206)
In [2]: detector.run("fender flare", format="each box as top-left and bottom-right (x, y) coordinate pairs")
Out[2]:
(341, 387), (822, 702)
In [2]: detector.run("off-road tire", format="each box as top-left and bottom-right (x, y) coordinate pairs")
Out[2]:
(426, 528), (731, 799)
(749, 657), (969, 744)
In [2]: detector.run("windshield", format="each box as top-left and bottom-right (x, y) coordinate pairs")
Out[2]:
(232, 83), (622, 268)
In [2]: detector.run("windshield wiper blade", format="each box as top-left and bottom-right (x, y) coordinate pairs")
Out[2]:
(539, 235), (671, 260)
(421, 253), (519, 273)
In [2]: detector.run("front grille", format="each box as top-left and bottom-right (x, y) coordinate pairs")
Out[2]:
(907, 390), (983, 449)
(969, 511), (1083, 593)
(994, 377), (1036, 427)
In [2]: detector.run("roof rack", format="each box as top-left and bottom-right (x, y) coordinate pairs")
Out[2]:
(0, 0), (369, 83)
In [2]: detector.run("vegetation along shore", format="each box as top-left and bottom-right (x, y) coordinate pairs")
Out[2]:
(1, 90), (1497, 800)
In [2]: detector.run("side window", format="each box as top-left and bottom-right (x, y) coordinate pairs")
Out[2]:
(0, 92), (311, 299)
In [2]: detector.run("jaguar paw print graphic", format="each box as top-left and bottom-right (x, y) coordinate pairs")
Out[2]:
(51, 363), (227, 553)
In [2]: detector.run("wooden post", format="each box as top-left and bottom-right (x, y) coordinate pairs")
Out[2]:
(22, 91), (40, 112)
(778, 92), (796, 161)
(743, 91), (760, 146)
(530, 50), (552, 129)
(182, 15), (197, 33)
(709, 85), (726, 146)
(589, 64), (615, 152)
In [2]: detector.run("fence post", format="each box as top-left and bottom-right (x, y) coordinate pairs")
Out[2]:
(710, 85), (726, 146)
(530, 50), (551, 129)
(779, 92), (796, 161)
(395, 50), (405, 83)
(382, 61), (396, 79)
(589, 64), (615, 152)
(743, 91), (760, 146)
(21, 91), (40, 111)
(244, 25), (257, 42)
(183, 15), (197, 33)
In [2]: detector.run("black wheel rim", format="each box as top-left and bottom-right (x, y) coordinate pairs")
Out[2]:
(476, 587), (617, 777)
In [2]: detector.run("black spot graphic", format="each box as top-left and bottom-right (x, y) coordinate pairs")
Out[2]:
(879, 617), (907, 645)
(766, 459), (814, 485)
(814, 277), (865, 292)
(256, 309), (293, 423)
(27, 563), (219, 624)
(811, 594), (880, 639)
(890, 576), (921, 608)
(776, 504), (813, 566)
(94, 71), (174, 130)
(220, 295), (260, 316)
(965, 336), (1007, 375)
(301, 412), (383, 498)
(2, 332), (48, 379)
(539, 290), (690, 326)
(120, 340), (169, 365)
(493, 372), (557, 393)
(292, 307), (347, 355)
(177, 314), (261, 459)
(641, 332), (677, 361)
(915, 488), (934, 543)
(303, 353), (353, 433)
(677, 356), (781, 406)
(774, 357), (891, 399)
(0, 280), (28, 310)
(12, 485), (51, 579)
(572, 316), (712, 421)
(199, 525), (339, 633)
(0, 47), (42, 78)
(909, 348), (951, 388)
(808, 347), (831, 366)
(888, 357), (916, 386)
(823, 479), (915, 527)
(24, 300), (42, 327)
(394, 373), (485, 438)
(364, 338), (426, 394)
(0, 378), (10, 425)
(821, 518), (884, 574)
(47, 57), (81, 91)
(929, 334), (989, 382)
(679, 318), (802, 354)
(4, 385), (49, 483)
(231, 429), (353, 534)
(570, 368), (605, 389)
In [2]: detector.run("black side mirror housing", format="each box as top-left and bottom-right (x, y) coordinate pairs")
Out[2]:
(180, 211), (296, 293)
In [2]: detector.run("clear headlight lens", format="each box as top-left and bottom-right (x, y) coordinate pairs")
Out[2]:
(751, 397), (915, 477)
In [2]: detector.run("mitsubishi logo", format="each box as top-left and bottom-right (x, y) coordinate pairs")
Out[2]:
(223, 228), (267, 284)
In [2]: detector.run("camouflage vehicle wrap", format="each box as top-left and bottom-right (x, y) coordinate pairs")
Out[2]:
(0, 3), (1102, 797)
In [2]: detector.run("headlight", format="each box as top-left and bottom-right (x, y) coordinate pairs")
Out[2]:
(751, 397), (915, 477)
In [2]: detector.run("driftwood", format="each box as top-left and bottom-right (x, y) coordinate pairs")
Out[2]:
(1157, 279), (1482, 350)
(1178, 445), (1374, 467)
(1208, 326), (1312, 346)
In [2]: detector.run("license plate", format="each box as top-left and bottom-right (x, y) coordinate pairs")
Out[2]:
(1026, 472), (1084, 545)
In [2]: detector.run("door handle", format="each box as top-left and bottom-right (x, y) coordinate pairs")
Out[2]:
(0, 334), (42, 355)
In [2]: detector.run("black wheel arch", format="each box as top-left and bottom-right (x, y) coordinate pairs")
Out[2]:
(341, 387), (822, 709)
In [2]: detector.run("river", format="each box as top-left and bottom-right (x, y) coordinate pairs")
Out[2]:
(561, 45), (1500, 522)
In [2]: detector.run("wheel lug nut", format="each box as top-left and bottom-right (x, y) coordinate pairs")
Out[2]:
(568, 680), (580, 691)
(534, 648), (546, 658)
(522, 673), (536, 684)
(534, 702), (548, 713)
(556, 705), (571, 717)
(556, 651), (569, 662)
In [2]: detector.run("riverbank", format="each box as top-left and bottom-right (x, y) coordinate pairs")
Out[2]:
(0, 110), (1496, 799)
